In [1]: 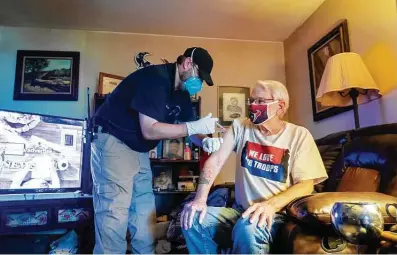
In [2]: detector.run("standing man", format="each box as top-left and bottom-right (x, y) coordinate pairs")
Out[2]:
(91, 47), (223, 254)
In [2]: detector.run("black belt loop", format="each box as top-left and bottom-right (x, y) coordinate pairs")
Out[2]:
(100, 126), (109, 134)
(90, 116), (98, 132)
(90, 116), (110, 141)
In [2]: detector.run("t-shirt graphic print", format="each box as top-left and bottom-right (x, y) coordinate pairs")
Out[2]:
(241, 141), (290, 183)
(232, 118), (328, 210)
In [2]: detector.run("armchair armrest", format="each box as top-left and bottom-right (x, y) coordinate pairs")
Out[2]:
(286, 192), (397, 227)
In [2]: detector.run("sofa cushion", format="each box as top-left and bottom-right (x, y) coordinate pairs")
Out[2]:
(336, 167), (380, 192)
(318, 144), (343, 172)
(315, 130), (350, 146)
(343, 134), (397, 194)
(287, 192), (397, 226)
(314, 144), (344, 192)
(386, 176), (397, 197)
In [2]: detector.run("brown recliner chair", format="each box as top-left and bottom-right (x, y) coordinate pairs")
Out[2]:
(279, 123), (397, 254)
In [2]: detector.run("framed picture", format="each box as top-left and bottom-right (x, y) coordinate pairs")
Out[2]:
(191, 97), (201, 121)
(218, 86), (250, 126)
(149, 148), (157, 159)
(98, 72), (124, 95)
(308, 19), (352, 121)
(152, 166), (173, 191)
(163, 138), (184, 159)
(13, 50), (80, 101)
(148, 142), (163, 159)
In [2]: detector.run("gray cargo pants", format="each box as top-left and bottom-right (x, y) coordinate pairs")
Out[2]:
(90, 129), (156, 254)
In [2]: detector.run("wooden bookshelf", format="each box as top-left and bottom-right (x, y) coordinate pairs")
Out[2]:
(154, 190), (195, 195)
(150, 159), (199, 163)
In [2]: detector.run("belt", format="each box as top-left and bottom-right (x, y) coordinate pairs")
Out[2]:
(90, 124), (109, 142)
(91, 117), (110, 134)
(91, 118), (109, 139)
(98, 125), (109, 134)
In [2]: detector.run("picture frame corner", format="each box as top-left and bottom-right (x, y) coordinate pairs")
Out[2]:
(97, 71), (125, 95)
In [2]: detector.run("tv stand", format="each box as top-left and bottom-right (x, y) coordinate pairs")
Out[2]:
(0, 193), (93, 235)
(0, 191), (89, 201)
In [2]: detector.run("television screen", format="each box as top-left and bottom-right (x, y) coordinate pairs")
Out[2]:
(0, 109), (85, 193)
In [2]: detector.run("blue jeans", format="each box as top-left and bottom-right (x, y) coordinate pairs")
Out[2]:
(91, 131), (156, 254)
(182, 206), (286, 254)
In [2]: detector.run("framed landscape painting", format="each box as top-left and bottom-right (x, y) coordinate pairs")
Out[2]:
(308, 20), (352, 121)
(13, 50), (80, 101)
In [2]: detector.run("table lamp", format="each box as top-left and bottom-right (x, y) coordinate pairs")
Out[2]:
(316, 52), (381, 129)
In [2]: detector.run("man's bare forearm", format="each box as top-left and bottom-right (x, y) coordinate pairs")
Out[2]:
(139, 113), (189, 140)
(266, 180), (314, 211)
(192, 125), (234, 203)
(194, 155), (223, 202)
(143, 122), (189, 140)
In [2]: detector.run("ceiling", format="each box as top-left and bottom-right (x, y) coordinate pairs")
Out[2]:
(0, 0), (325, 42)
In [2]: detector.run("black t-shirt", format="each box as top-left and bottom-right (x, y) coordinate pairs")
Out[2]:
(93, 64), (194, 152)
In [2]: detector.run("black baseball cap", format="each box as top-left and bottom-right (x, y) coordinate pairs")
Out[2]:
(183, 47), (214, 86)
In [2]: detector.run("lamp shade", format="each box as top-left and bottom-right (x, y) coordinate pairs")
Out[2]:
(316, 52), (381, 107)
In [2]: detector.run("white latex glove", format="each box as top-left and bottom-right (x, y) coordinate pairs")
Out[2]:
(202, 137), (224, 154)
(185, 113), (218, 136)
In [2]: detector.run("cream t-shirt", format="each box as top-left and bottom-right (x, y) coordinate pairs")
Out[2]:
(232, 118), (328, 210)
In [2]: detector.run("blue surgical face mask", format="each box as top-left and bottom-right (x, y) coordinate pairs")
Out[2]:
(183, 47), (203, 96)
(183, 67), (203, 96)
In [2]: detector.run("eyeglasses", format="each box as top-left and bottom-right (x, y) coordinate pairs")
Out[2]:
(246, 97), (275, 105)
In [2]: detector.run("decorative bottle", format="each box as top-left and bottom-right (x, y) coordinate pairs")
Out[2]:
(184, 143), (191, 160)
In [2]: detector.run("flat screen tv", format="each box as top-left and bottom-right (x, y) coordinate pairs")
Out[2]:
(0, 108), (90, 194)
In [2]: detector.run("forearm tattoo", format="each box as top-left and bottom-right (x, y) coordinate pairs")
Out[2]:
(198, 176), (210, 184)
(198, 170), (212, 185)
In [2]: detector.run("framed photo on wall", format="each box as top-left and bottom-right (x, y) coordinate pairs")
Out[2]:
(218, 86), (250, 126)
(308, 19), (353, 121)
(13, 50), (80, 101)
(98, 72), (125, 95)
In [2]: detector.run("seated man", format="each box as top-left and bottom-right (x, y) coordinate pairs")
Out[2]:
(181, 80), (328, 254)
